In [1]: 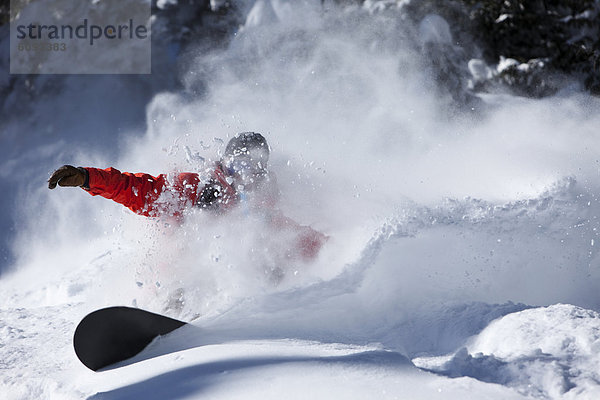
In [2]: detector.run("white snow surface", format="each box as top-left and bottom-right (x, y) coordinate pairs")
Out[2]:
(2, 1), (600, 399)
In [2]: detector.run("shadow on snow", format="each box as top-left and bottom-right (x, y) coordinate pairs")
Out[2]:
(89, 349), (412, 400)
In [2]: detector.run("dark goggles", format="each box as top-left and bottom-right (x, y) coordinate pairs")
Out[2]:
(225, 146), (269, 176)
(226, 156), (266, 176)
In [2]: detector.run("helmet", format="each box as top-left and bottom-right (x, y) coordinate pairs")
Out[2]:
(223, 132), (270, 178)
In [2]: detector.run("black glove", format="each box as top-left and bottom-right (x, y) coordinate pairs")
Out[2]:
(48, 165), (88, 189)
(197, 181), (222, 209)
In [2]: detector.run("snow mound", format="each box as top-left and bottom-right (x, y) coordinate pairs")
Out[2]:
(470, 304), (600, 361)
(415, 304), (600, 399)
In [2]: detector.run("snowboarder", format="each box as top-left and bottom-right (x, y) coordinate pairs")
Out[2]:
(48, 132), (326, 260)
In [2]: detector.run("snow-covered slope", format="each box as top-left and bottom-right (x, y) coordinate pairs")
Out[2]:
(2, 1), (600, 399)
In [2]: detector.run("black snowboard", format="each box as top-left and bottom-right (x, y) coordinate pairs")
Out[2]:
(73, 306), (187, 371)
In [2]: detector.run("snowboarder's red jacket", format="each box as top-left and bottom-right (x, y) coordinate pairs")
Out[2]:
(83, 165), (238, 218)
(81, 166), (326, 259)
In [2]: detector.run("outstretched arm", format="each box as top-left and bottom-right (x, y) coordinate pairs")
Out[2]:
(48, 165), (200, 217)
(83, 167), (168, 216)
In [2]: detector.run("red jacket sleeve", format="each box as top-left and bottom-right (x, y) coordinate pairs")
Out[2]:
(83, 167), (200, 217)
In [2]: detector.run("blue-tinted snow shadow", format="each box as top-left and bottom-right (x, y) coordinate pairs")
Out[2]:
(89, 350), (411, 400)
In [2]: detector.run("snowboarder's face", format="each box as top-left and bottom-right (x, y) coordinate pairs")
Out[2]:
(225, 147), (269, 190)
